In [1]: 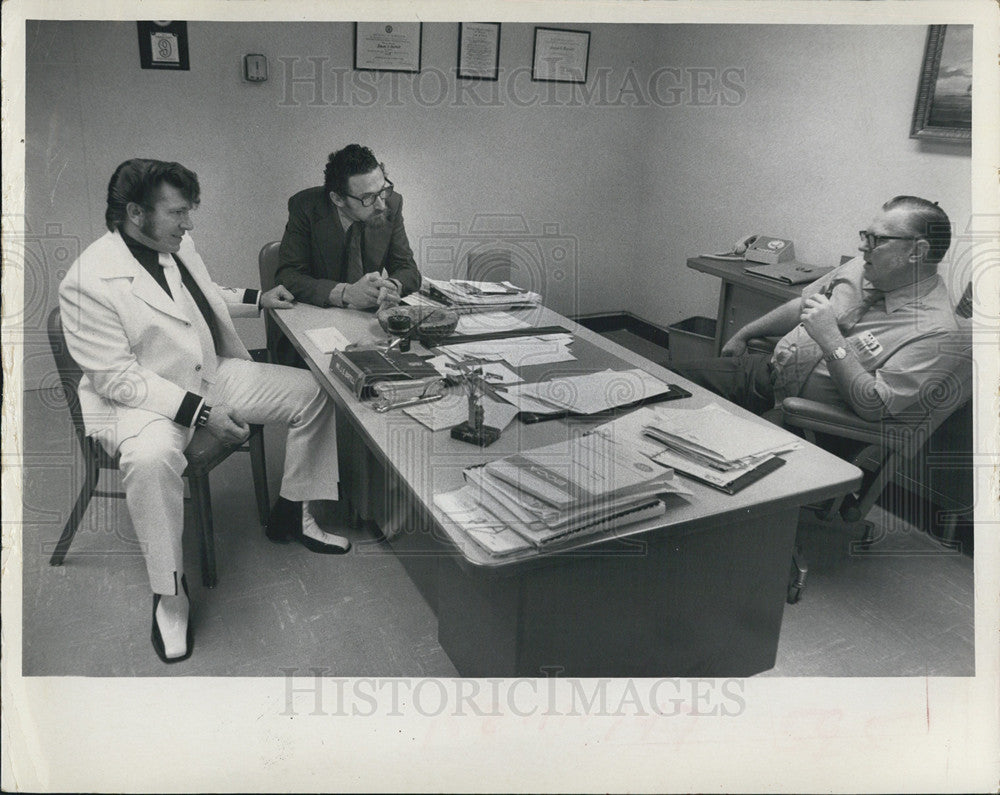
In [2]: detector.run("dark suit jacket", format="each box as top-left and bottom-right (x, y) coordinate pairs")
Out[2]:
(276, 186), (421, 307)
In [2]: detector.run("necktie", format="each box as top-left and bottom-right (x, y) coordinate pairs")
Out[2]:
(845, 288), (884, 330)
(342, 222), (364, 285)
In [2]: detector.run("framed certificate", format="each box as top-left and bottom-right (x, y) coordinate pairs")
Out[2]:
(354, 22), (422, 73)
(532, 26), (590, 84)
(458, 22), (501, 81)
(137, 21), (189, 71)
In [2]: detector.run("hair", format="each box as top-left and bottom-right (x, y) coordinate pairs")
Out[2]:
(882, 195), (952, 266)
(105, 159), (200, 232)
(323, 144), (383, 198)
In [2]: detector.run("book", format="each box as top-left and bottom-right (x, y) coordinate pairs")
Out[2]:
(435, 484), (668, 555)
(417, 278), (543, 314)
(483, 432), (675, 511)
(329, 346), (442, 399)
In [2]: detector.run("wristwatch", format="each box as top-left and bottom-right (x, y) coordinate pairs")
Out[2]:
(824, 346), (848, 363)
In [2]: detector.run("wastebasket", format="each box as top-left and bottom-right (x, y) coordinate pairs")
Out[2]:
(667, 316), (717, 363)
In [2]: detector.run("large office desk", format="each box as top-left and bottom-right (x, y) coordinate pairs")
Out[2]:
(687, 256), (802, 355)
(271, 302), (861, 677)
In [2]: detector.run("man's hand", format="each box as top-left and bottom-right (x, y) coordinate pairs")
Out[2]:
(720, 334), (748, 357)
(204, 403), (250, 445)
(343, 272), (390, 309)
(261, 285), (295, 310)
(800, 294), (842, 348)
(376, 279), (401, 309)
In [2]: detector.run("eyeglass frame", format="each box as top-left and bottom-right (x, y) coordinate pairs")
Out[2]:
(341, 178), (395, 208)
(858, 230), (922, 250)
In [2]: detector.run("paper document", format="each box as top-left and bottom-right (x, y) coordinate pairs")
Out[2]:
(651, 448), (779, 490)
(404, 393), (520, 432)
(484, 431), (676, 510)
(434, 487), (534, 556)
(455, 312), (533, 335)
(502, 369), (671, 415)
(643, 402), (800, 465)
(590, 406), (687, 460)
(304, 325), (352, 353)
(438, 335), (575, 367)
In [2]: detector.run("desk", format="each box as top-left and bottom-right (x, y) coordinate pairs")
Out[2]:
(271, 303), (861, 676)
(687, 256), (802, 355)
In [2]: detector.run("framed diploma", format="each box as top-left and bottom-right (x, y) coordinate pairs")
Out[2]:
(137, 21), (189, 71)
(354, 22), (423, 73)
(532, 26), (590, 84)
(458, 22), (501, 81)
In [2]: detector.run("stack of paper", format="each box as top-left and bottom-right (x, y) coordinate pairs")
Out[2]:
(412, 278), (542, 313)
(501, 368), (672, 415)
(436, 333), (575, 368)
(434, 430), (685, 556)
(640, 403), (800, 492)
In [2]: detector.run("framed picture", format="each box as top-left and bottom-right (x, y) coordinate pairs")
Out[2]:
(354, 22), (422, 73)
(137, 21), (189, 71)
(532, 26), (590, 84)
(458, 22), (501, 81)
(910, 25), (972, 144)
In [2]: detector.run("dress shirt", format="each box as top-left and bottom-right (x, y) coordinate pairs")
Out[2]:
(770, 257), (960, 417)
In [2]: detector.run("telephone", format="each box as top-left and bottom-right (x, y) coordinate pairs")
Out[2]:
(706, 234), (796, 265)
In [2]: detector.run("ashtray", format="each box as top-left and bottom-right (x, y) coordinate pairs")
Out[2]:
(377, 306), (459, 347)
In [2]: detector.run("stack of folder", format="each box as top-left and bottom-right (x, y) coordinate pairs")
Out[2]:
(410, 278), (542, 313)
(640, 403), (800, 493)
(434, 430), (684, 557)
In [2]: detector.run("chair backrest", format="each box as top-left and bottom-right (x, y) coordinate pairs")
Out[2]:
(258, 240), (282, 292)
(258, 241), (282, 361)
(46, 307), (88, 439)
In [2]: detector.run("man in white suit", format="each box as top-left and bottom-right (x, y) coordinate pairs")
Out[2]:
(59, 159), (347, 664)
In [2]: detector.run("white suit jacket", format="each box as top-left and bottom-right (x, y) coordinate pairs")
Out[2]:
(58, 230), (259, 448)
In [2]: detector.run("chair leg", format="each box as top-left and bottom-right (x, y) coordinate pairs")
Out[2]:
(188, 474), (218, 589)
(842, 453), (898, 522)
(248, 425), (270, 526)
(787, 545), (808, 604)
(50, 455), (101, 566)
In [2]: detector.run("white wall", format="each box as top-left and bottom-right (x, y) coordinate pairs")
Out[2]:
(22, 21), (971, 389)
(629, 24), (971, 328)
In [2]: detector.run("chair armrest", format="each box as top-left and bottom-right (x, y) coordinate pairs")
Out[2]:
(781, 397), (912, 448)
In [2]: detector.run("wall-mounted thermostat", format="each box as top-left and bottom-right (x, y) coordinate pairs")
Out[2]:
(244, 53), (268, 82)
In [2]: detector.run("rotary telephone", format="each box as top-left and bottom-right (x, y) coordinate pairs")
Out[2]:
(706, 233), (796, 265)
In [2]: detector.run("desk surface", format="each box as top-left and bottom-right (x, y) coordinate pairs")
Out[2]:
(271, 302), (862, 570)
(687, 256), (805, 302)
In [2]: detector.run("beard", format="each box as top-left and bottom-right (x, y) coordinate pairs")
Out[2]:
(364, 210), (388, 229)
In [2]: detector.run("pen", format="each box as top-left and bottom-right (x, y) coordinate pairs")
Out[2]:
(371, 393), (444, 413)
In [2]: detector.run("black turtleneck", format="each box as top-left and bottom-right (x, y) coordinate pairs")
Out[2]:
(120, 231), (261, 427)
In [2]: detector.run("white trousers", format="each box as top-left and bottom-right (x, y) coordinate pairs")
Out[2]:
(108, 357), (339, 594)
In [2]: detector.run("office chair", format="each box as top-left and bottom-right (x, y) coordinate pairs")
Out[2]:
(46, 307), (270, 588)
(258, 240), (283, 363)
(776, 284), (974, 602)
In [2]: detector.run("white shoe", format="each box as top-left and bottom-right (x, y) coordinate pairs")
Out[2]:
(299, 502), (351, 554)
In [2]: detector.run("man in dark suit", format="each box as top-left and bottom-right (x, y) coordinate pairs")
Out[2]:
(274, 144), (422, 366)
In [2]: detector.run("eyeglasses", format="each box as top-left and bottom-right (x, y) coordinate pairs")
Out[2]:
(858, 230), (921, 249)
(344, 180), (394, 208)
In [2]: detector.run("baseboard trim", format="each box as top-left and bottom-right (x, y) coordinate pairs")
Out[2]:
(572, 311), (671, 350)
